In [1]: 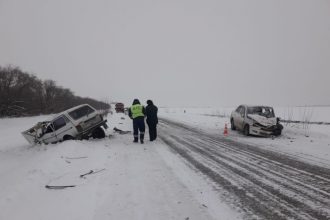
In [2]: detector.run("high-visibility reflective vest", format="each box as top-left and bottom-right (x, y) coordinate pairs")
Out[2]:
(130, 104), (144, 119)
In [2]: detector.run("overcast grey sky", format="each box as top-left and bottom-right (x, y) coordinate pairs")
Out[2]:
(0, 0), (329, 107)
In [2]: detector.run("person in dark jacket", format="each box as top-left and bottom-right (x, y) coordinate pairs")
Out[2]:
(128, 99), (146, 144)
(145, 100), (158, 141)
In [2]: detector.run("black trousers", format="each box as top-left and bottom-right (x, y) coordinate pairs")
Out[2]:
(133, 117), (145, 141)
(147, 122), (157, 141)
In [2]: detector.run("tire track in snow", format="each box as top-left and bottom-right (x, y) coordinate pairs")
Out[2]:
(158, 118), (330, 220)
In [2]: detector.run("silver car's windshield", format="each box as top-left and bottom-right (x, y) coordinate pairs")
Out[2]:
(247, 107), (275, 118)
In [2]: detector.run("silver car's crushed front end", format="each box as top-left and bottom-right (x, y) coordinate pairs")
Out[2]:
(249, 123), (283, 137)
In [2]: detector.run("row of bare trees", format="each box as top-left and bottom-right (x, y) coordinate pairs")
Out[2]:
(0, 65), (110, 117)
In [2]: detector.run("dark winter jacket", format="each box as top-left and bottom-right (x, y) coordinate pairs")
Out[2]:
(146, 101), (158, 124)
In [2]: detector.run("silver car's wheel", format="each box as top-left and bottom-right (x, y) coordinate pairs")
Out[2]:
(244, 124), (250, 136)
(231, 118), (236, 130)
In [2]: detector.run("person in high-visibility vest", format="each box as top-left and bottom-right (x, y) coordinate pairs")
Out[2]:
(128, 99), (146, 144)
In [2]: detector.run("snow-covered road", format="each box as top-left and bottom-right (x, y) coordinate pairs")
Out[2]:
(159, 118), (330, 220)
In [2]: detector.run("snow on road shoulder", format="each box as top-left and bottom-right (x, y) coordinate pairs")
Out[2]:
(155, 139), (242, 220)
(97, 112), (240, 220)
(0, 113), (240, 220)
(159, 108), (330, 168)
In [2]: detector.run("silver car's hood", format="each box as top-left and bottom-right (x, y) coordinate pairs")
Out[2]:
(247, 114), (277, 127)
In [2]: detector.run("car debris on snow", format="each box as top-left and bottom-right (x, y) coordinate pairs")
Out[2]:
(80, 169), (106, 178)
(113, 127), (131, 134)
(45, 185), (76, 190)
(63, 156), (88, 160)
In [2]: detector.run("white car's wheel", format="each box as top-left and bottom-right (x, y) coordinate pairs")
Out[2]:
(63, 135), (74, 141)
(92, 127), (105, 139)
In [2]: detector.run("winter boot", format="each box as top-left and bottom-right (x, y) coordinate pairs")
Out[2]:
(140, 133), (144, 144)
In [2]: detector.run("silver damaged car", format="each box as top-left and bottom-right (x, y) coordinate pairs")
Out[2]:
(230, 105), (283, 137)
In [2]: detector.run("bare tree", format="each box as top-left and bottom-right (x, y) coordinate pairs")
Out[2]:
(0, 65), (110, 117)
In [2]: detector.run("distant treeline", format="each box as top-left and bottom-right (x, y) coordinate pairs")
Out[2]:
(0, 65), (110, 117)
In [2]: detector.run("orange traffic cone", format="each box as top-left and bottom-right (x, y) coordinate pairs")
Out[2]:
(223, 123), (228, 136)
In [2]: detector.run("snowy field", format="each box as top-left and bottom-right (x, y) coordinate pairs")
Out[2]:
(159, 106), (330, 168)
(0, 112), (239, 220)
(161, 105), (330, 123)
(1, 106), (330, 220)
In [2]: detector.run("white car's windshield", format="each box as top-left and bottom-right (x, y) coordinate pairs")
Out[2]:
(247, 106), (275, 118)
(69, 105), (95, 120)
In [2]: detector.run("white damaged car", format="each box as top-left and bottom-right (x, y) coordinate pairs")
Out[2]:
(230, 105), (283, 137)
(22, 104), (108, 145)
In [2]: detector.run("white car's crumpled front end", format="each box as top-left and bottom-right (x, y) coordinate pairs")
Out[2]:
(21, 122), (48, 145)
